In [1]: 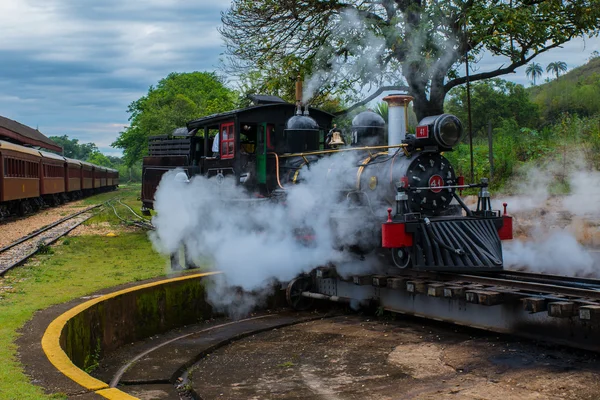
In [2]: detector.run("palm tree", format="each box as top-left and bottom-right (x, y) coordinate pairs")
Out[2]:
(546, 61), (568, 79)
(373, 102), (388, 123)
(526, 62), (543, 85)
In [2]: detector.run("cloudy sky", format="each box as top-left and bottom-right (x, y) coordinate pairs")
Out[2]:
(0, 1), (597, 156)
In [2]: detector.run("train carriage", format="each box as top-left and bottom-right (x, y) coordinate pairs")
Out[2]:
(39, 150), (67, 204)
(0, 138), (118, 219)
(96, 166), (105, 188)
(0, 140), (41, 211)
(65, 157), (82, 198)
(93, 164), (101, 189)
(81, 161), (94, 192)
(107, 168), (119, 188)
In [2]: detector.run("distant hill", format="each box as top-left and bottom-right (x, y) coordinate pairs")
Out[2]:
(528, 56), (600, 121)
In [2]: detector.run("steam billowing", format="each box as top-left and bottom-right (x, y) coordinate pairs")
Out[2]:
(497, 166), (600, 276)
(150, 151), (383, 316)
(302, 9), (389, 104)
(150, 146), (600, 317)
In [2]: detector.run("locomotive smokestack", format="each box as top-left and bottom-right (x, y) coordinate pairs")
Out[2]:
(295, 75), (303, 115)
(383, 94), (414, 155)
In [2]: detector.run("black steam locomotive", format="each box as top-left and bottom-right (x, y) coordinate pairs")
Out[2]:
(142, 93), (512, 273)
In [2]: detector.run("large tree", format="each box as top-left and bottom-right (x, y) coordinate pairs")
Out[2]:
(221, 0), (599, 120)
(112, 72), (237, 166)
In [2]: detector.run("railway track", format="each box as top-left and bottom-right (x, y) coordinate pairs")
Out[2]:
(107, 199), (154, 230)
(0, 204), (103, 276)
(446, 270), (600, 300)
(91, 311), (327, 399)
(299, 264), (600, 351)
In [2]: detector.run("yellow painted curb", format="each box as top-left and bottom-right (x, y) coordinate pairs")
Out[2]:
(96, 388), (140, 399)
(41, 271), (222, 398)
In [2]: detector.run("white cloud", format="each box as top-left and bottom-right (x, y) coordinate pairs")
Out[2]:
(0, 0), (230, 156)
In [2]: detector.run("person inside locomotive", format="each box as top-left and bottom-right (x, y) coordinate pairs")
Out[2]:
(211, 130), (220, 158)
(240, 125), (256, 154)
(325, 124), (346, 148)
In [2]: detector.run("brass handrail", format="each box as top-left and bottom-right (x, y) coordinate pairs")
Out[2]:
(275, 144), (408, 159)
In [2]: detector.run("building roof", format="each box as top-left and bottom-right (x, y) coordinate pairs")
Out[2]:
(0, 115), (62, 152)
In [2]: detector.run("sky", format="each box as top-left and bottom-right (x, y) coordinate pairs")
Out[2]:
(0, 1), (598, 156)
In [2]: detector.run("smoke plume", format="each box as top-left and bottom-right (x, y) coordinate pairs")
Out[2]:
(497, 165), (600, 277)
(150, 151), (386, 316)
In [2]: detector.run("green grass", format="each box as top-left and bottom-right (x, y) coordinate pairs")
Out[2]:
(79, 184), (140, 206)
(0, 206), (167, 399)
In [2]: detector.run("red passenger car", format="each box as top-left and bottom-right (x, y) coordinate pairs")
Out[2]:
(0, 140), (42, 215)
(65, 157), (82, 199)
(39, 151), (67, 205)
(81, 161), (94, 193)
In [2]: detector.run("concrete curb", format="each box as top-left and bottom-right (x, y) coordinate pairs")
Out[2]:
(41, 271), (221, 399)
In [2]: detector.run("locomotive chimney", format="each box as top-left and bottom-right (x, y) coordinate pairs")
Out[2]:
(383, 94), (414, 155)
(295, 75), (303, 115)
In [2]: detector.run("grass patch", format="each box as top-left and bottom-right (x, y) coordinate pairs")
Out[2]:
(0, 228), (167, 399)
(79, 183), (140, 206)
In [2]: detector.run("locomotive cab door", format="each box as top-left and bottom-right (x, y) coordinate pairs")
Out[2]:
(256, 123), (275, 188)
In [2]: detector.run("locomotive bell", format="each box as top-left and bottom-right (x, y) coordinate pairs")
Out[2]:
(413, 114), (463, 150)
(329, 131), (345, 146)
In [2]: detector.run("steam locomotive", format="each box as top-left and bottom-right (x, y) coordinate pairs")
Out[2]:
(142, 92), (512, 274)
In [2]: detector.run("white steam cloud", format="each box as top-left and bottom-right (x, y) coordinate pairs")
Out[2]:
(150, 151), (387, 316)
(302, 8), (389, 103)
(497, 165), (600, 277)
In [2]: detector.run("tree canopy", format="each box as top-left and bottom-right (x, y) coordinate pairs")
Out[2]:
(221, 0), (599, 120)
(112, 72), (237, 166)
(87, 151), (114, 168)
(48, 135), (98, 160)
(445, 78), (539, 136)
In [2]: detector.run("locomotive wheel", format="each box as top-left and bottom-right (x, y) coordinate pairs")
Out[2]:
(285, 276), (314, 311)
(391, 247), (412, 269)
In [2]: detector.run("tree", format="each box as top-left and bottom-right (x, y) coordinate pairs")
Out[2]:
(112, 72), (237, 166)
(445, 78), (539, 135)
(48, 135), (98, 160)
(546, 61), (568, 79)
(526, 62), (543, 85)
(87, 151), (114, 168)
(220, 0), (599, 120)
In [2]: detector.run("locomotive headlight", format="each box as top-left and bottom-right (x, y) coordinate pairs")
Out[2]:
(414, 114), (463, 150)
(435, 114), (462, 147)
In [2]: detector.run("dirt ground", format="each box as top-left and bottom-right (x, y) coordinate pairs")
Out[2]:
(190, 315), (600, 400)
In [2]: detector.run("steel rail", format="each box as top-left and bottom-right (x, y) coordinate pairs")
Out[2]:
(0, 203), (104, 254)
(487, 270), (600, 291)
(117, 199), (152, 223)
(441, 272), (600, 300)
(0, 210), (101, 276)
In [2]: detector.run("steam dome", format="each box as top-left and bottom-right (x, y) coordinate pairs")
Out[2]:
(351, 111), (386, 146)
(284, 113), (320, 153)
